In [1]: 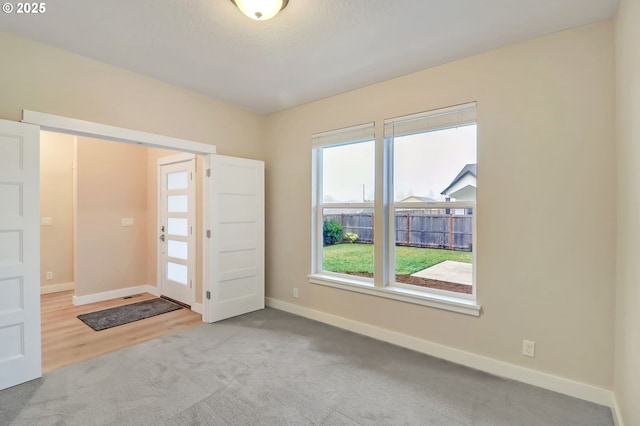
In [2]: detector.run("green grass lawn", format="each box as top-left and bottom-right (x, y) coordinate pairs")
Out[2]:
(323, 243), (472, 275)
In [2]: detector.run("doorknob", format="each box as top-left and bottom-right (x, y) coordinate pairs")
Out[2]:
(159, 234), (165, 242)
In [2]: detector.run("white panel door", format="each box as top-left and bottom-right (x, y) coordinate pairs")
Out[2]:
(206, 155), (264, 322)
(0, 119), (41, 390)
(159, 158), (196, 305)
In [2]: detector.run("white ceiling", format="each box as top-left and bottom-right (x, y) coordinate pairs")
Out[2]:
(0, 0), (619, 114)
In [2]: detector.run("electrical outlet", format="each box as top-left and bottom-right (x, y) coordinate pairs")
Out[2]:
(121, 218), (134, 227)
(41, 217), (53, 226)
(522, 340), (535, 357)
(293, 288), (299, 298)
(46, 272), (53, 280)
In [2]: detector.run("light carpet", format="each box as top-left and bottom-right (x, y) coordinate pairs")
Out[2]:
(0, 308), (613, 425)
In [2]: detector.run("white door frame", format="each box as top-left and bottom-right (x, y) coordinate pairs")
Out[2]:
(22, 110), (217, 322)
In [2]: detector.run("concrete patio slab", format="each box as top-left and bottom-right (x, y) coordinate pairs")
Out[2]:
(411, 260), (472, 285)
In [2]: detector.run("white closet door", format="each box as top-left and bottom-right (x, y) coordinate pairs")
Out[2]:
(0, 119), (41, 390)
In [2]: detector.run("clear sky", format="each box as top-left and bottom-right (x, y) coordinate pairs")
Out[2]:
(322, 125), (476, 203)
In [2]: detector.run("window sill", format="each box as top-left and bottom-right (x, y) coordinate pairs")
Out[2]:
(308, 274), (481, 317)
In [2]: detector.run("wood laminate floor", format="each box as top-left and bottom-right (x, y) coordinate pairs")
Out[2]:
(41, 291), (203, 373)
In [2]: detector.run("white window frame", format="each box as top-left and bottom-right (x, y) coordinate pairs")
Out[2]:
(309, 105), (481, 317)
(384, 102), (477, 302)
(311, 123), (376, 283)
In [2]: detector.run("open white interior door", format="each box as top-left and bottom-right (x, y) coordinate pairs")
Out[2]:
(205, 155), (264, 322)
(0, 119), (41, 390)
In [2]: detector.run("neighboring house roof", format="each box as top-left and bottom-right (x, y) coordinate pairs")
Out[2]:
(441, 164), (477, 196)
(401, 196), (437, 203)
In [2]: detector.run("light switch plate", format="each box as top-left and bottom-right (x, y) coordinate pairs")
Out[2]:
(121, 218), (134, 227)
(41, 217), (53, 226)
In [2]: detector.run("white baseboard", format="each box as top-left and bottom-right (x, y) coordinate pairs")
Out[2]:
(41, 282), (74, 294)
(191, 302), (203, 315)
(265, 297), (616, 410)
(73, 284), (159, 306)
(611, 396), (624, 426)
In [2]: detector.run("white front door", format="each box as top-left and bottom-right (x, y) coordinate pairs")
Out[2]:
(205, 155), (264, 322)
(0, 119), (42, 390)
(159, 156), (196, 306)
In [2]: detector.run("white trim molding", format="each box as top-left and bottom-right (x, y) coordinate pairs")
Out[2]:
(612, 397), (624, 426)
(157, 152), (196, 166)
(22, 110), (216, 154)
(309, 274), (480, 316)
(73, 285), (160, 306)
(191, 303), (204, 315)
(41, 282), (74, 295)
(265, 297), (616, 410)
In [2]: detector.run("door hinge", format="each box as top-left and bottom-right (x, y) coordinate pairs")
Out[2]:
(206, 168), (211, 177)
(206, 291), (211, 300)
(206, 230), (211, 239)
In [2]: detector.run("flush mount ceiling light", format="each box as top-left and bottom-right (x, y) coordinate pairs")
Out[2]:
(230, 0), (289, 21)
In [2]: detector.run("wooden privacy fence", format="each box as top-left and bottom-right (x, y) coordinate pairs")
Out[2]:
(324, 211), (472, 251)
(324, 212), (375, 243)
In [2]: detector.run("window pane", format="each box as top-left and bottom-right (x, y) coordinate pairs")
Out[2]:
(167, 262), (188, 285)
(167, 218), (188, 236)
(322, 141), (374, 203)
(167, 240), (188, 260)
(393, 125), (476, 203)
(167, 195), (188, 213)
(167, 171), (188, 190)
(394, 208), (473, 294)
(322, 208), (374, 277)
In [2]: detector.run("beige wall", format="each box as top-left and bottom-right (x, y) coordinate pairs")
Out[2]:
(615, 0), (640, 423)
(264, 21), (616, 388)
(40, 131), (75, 288)
(0, 30), (265, 160)
(75, 137), (150, 296)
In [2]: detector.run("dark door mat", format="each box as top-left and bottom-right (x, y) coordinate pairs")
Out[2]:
(77, 298), (183, 331)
